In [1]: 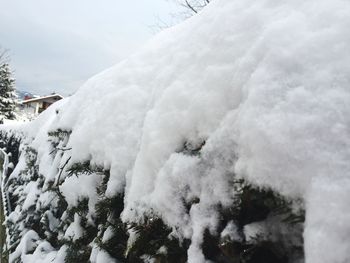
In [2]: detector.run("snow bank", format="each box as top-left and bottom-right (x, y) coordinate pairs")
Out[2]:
(4, 0), (350, 262)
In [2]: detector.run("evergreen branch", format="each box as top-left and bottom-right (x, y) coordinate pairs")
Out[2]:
(55, 156), (71, 186)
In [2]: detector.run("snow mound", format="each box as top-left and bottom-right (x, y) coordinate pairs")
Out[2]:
(4, 0), (350, 262)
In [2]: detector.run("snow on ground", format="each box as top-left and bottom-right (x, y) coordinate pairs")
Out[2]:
(3, 0), (350, 262)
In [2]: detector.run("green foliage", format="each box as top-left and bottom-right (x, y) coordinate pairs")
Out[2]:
(1, 132), (305, 263)
(66, 161), (103, 177)
(0, 63), (17, 120)
(63, 223), (97, 263)
(127, 216), (189, 263)
(64, 240), (91, 263)
(60, 158), (127, 263)
(94, 219), (128, 261)
(63, 198), (97, 263)
(94, 170), (129, 261)
(0, 130), (21, 172)
(235, 181), (305, 227)
(66, 198), (89, 219)
(4, 146), (51, 259)
(240, 241), (287, 263)
(199, 179), (304, 263)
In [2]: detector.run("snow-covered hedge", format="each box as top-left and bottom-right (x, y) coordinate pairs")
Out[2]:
(1, 0), (350, 262)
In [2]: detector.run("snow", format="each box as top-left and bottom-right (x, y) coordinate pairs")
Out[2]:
(91, 231), (117, 263)
(305, 176), (350, 263)
(91, 249), (117, 263)
(60, 171), (103, 219)
(243, 222), (267, 243)
(102, 226), (114, 243)
(22, 245), (67, 263)
(221, 221), (242, 243)
(64, 213), (84, 241)
(10, 230), (40, 262)
(22, 241), (56, 263)
(2, 0), (350, 262)
(22, 181), (40, 210)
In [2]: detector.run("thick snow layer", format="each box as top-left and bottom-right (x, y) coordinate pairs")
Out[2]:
(5, 0), (350, 262)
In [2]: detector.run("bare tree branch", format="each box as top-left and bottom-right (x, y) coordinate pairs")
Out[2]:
(177, 0), (211, 15)
(151, 0), (212, 31)
(184, 0), (198, 13)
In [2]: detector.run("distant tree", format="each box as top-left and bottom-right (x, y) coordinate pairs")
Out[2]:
(0, 49), (17, 121)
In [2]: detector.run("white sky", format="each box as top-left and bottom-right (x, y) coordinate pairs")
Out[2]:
(0, 0), (181, 95)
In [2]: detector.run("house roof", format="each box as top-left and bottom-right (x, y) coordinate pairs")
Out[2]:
(22, 94), (64, 104)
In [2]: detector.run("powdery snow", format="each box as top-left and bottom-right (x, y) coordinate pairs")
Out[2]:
(60, 171), (104, 220)
(3, 0), (350, 262)
(64, 213), (84, 241)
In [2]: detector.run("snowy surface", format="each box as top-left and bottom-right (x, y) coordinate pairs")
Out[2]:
(3, 0), (350, 262)
(60, 172), (103, 220)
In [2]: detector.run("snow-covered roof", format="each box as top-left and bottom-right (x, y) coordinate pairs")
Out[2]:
(21, 94), (63, 104)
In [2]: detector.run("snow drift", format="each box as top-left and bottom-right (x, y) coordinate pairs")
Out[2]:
(2, 0), (350, 262)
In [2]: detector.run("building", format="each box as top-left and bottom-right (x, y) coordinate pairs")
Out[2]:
(21, 93), (64, 116)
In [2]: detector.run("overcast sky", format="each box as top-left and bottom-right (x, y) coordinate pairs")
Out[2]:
(0, 0), (181, 96)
